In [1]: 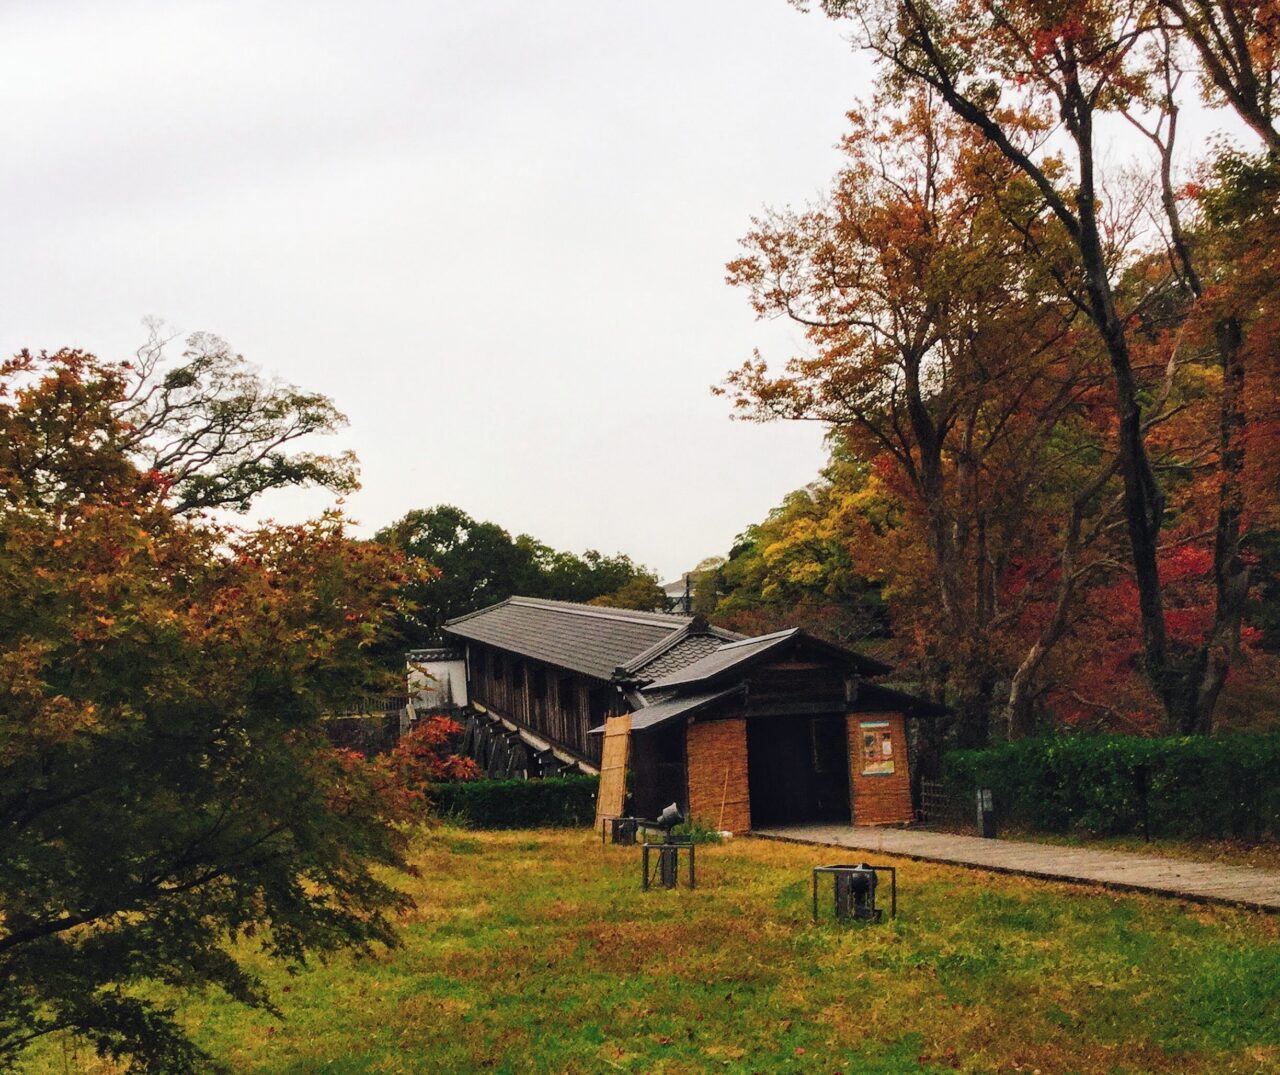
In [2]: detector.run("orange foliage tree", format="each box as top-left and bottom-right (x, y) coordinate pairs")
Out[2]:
(0, 349), (424, 1070)
(722, 95), (1129, 744)
(789, 0), (1280, 734)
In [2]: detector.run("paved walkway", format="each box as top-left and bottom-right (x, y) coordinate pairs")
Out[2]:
(753, 824), (1280, 913)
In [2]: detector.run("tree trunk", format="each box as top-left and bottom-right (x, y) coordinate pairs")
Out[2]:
(1181, 316), (1249, 734)
(952, 656), (996, 749)
(1072, 145), (1172, 720)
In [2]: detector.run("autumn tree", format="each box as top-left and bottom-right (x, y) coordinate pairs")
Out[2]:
(115, 323), (358, 515)
(792, 0), (1270, 734)
(1157, 0), (1280, 149)
(724, 94), (1127, 744)
(0, 350), (416, 1070)
(589, 571), (668, 611)
(710, 447), (890, 647)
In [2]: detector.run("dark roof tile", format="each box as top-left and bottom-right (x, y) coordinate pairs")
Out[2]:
(632, 633), (730, 682)
(591, 685), (745, 733)
(643, 628), (892, 691)
(642, 630), (801, 690)
(444, 597), (689, 681)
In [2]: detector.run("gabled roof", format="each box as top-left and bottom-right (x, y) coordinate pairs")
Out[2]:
(620, 619), (745, 682)
(643, 628), (892, 692)
(443, 597), (694, 681)
(631, 633), (726, 680)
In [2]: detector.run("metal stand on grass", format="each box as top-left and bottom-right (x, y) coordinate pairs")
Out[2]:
(637, 802), (695, 890)
(641, 839), (696, 890)
(600, 815), (643, 846)
(811, 863), (896, 923)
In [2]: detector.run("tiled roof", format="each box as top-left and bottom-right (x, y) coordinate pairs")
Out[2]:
(632, 633), (727, 682)
(642, 630), (802, 691)
(643, 628), (892, 691)
(443, 597), (690, 681)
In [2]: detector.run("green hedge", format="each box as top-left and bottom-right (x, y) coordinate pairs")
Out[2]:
(944, 732), (1280, 840)
(429, 775), (597, 829)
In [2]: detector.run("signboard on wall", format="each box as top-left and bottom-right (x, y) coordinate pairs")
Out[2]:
(860, 720), (895, 776)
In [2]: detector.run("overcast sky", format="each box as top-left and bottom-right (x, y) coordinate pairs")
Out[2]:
(3, 2), (876, 579)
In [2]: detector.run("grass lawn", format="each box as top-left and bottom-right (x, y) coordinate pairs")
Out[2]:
(30, 826), (1280, 1074)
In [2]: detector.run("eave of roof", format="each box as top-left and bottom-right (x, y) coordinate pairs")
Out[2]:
(589, 684), (746, 733)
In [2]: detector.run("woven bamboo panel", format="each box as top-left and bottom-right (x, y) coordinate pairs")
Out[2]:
(592, 714), (631, 831)
(686, 717), (750, 834)
(847, 712), (914, 825)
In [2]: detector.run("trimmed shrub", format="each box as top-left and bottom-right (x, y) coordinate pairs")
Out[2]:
(671, 818), (725, 844)
(429, 775), (597, 829)
(944, 732), (1280, 840)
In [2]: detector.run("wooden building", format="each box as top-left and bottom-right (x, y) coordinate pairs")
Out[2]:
(443, 597), (945, 831)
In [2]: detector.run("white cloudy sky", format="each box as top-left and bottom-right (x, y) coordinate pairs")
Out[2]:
(2, 2), (869, 578)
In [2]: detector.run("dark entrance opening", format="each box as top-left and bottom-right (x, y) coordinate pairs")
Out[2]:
(746, 714), (850, 826)
(631, 723), (687, 821)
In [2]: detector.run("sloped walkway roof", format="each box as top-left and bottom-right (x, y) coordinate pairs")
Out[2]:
(622, 685), (745, 732)
(444, 597), (718, 681)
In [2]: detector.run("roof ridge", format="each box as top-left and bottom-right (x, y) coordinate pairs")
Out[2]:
(506, 596), (691, 627)
(444, 595), (691, 630)
(443, 596), (515, 627)
(643, 627), (892, 691)
(715, 628), (798, 651)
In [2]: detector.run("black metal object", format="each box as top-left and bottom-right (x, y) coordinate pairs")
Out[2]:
(599, 812), (673, 846)
(655, 802), (683, 834)
(976, 787), (998, 839)
(600, 815), (642, 846)
(641, 839), (696, 890)
(834, 868), (876, 920)
(812, 863), (896, 923)
(636, 799), (690, 888)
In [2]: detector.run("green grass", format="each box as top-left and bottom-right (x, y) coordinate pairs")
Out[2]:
(27, 827), (1280, 1073)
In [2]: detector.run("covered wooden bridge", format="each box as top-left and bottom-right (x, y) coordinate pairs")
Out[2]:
(440, 597), (945, 833)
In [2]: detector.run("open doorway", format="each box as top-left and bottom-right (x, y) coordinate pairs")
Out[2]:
(746, 714), (850, 826)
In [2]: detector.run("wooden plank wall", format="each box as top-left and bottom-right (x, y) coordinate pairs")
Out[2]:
(686, 717), (751, 834)
(467, 643), (606, 765)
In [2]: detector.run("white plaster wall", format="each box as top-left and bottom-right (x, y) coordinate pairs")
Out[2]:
(408, 659), (468, 711)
